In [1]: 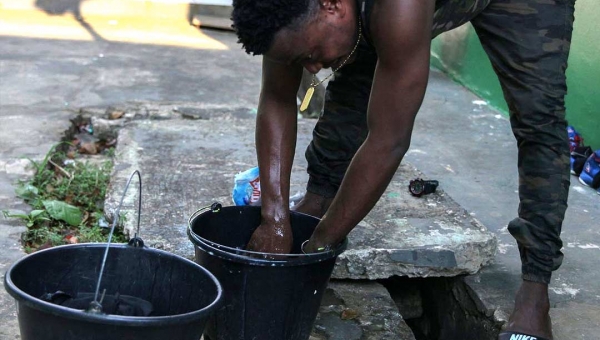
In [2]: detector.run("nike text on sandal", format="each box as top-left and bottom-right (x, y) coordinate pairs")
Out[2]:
(498, 332), (550, 340)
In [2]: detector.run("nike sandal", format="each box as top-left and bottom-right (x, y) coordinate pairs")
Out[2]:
(498, 331), (550, 340)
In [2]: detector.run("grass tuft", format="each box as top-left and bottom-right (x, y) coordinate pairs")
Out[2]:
(3, 145), (126, 252)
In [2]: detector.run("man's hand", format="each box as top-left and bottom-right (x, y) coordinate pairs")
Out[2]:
(247, 219), (293, 254)
(250, 57), (302, 255)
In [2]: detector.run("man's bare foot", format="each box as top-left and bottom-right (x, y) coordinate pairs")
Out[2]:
(503, 281), (553, 339)
(291, 191), (333, 218)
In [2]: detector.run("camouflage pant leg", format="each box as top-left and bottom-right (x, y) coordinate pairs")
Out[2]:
(471, 0), (575, 284)
(305, 0), (494, 197)
(431, 0), (492, 38)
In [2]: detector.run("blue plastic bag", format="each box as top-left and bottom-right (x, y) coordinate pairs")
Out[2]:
(231, 167), (306, 207)
(232, 167), (261, 206)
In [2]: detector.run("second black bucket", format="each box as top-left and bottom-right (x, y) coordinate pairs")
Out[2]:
(5, 244), (222, 340)
(188, 205), (347, 340)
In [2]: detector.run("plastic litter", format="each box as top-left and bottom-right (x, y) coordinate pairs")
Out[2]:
(232, 167), (261, 206)
(579, 150), (600, 189)
(232, 167), (306, 207)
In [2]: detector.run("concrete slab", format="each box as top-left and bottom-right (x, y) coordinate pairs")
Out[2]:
(103, 102), (496, 280)
(332, 170), (497, 279)
(312, 280), (416, 340)
(551, 302), (600, 340)
(0, 107), (72, 339)
(0, 219), (26, 340)
(103, 102), (326, 257)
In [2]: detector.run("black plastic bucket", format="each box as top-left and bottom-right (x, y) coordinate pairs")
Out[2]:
(4, 243), (222, 340)
(188, 205), (347, 340)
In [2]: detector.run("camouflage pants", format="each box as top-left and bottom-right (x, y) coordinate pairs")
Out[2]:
(305, 0), (575, 284)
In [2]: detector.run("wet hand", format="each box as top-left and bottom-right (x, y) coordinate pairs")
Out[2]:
(301, 219), (340, 254)
(246, 220), (293, 255)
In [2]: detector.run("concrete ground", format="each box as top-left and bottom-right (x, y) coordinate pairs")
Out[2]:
(1, 1), (599, 339)
(406, 71), (600, 339)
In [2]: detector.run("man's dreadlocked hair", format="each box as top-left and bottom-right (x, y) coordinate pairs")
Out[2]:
(232, 0), (319, 55)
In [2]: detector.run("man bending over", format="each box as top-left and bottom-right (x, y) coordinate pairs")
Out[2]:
(232, 0), (574, 339)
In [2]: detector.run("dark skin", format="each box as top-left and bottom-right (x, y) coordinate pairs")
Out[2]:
(245, 0), (553, 338)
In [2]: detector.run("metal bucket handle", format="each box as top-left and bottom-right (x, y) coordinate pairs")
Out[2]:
(188, 202), (222, 227)
(89, 170), (143, 313)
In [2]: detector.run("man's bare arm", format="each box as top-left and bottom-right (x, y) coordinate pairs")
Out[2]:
(247, 58), (303, 253)
(306, 0), (436, 250)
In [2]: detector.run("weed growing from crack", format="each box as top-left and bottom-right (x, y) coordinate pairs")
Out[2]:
(2, 145), (126, 252)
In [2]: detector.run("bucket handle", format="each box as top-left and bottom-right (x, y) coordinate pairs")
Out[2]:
(89, 170), (143, 313)
(187, 202), (222, 227)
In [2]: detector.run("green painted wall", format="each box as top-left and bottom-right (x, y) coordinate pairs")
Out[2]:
(430, 0), (600, 149)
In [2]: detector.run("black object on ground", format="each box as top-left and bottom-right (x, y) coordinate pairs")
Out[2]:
(4, 243), (222, 340)
(409, 178), (439, 197)
(188, 205), (347, 340)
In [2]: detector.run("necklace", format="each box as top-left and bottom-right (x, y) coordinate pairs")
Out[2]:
(300, 19), (362, 112)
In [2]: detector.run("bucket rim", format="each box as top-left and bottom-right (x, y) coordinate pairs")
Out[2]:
(187, 206), (348, 266)
(4, 243), (223, 327)
(188, 228), (347, 266)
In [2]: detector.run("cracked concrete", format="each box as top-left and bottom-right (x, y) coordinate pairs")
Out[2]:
(0, 104), (72, 340)
(333, 179), (497, 279)
(312, 280), (416, 340)
(101, 102), (497, 282)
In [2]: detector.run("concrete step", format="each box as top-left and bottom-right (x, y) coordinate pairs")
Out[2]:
(101, 101), (497, 278)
